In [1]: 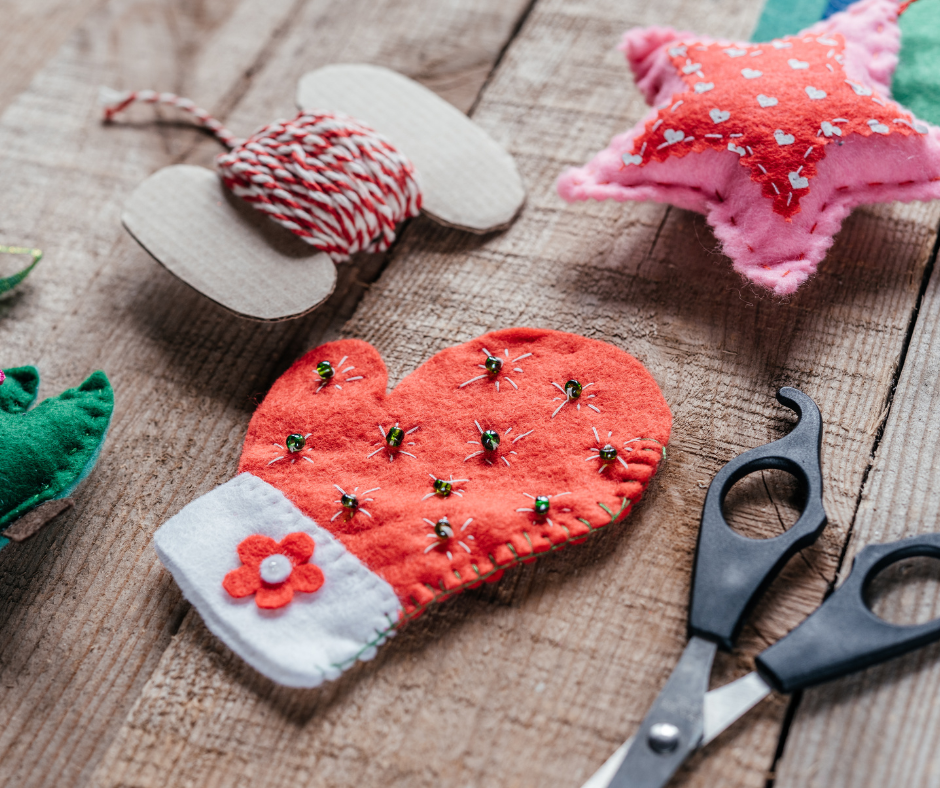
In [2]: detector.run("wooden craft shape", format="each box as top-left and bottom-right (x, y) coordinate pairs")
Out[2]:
(122, 65), (525, 322)
(296, 64), (525, 232)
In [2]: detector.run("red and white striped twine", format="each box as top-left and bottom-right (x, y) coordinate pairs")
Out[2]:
(101, 89), (422, 261)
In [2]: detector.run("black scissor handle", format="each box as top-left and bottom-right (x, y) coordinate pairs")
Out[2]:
(756, 533), (940, 693)
(689, 387), (828, 650)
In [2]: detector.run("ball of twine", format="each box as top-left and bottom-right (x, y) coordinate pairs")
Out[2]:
(101, 88), (422, 261)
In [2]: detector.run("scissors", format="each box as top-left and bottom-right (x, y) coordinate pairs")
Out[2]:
(582, 387), (940, 788)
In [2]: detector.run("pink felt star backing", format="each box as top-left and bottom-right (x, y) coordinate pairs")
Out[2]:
(557, 0), (940, 295)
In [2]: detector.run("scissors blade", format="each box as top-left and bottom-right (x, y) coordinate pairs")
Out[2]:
(581, 737), (633, 788)
(590, 636), (717, 788)
(701, 671), (772, 745)
(582, 670), (774, 788)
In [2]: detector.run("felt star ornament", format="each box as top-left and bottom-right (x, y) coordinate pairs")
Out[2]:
(557, 0), (940, 295)
(154, 328), (672, 687)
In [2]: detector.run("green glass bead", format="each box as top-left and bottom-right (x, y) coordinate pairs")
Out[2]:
(534, 495), (550, 515)
(433, 478), (453, 496)
(316, 360), (334, 380)
(485, 355), (503, 374)
(285, 433), (306, 453)
(386, 426), (405, 447)
(341, 493), (358, 510)
(434, 517), (454, 540)
(599, 443), (617, 461)
(481, 429), (500, 451)
(565, 379), (583, 399)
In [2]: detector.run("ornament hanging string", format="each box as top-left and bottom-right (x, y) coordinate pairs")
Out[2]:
(101, 89), (422, 261)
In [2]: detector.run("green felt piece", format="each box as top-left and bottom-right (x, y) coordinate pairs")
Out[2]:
(0, 246), (42, 295)
(751, 0), (829, 41)
(894, 1), (940, 125)
(0, 366), (39, 414)
(753, 0), (940, 125)
(0, 369), (113, 527)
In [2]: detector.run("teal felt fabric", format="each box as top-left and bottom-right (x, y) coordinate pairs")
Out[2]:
(0, 369), (114, 528)
(751, 0), (829, 41)
(752, 0), (940, 125)
(892, 1), (940, 125)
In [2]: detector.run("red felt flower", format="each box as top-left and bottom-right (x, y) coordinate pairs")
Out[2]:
(223, 532), (325, 609)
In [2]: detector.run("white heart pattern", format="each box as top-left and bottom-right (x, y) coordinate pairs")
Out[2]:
(694, 82), (715, 94)
(846, 80), (872, 97)
(821, 121), (842, 137)
(724, 48), (747, 58)
(622, 153), (643, 166)
(682, 62), (702, 74)
(772, 40), (793, 49)
(774, 129), (796, 146)
(668, 45), (688, 57)
(867, 119), (890, 135)
(709, 109), (731, 124)
(741, 69), (763, 79)
(817, 36), (839, 46)
(664, 129), (685, 144)
(789, 171), (810, 189)
(727, 143), (746, 157)
(788, 58), (810, 70)
(757, 94), (778, 108)
(805, 86), (827, 100)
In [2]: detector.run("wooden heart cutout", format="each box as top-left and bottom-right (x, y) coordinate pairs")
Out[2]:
(123, 165), (336, 321)
(120, 65), (526, 321)
(296, 64), (526, 233)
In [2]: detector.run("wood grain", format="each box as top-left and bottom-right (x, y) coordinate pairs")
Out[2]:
(773, 248), (940, 786)
(0, 1), (531, 786)
(0, 0), (101, 117)
(85, 2), (940, 788)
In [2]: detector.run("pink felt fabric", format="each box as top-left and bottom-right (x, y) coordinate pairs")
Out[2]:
(557, 0), (940, 295)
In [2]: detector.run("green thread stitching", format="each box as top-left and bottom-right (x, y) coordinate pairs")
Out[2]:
(0, 246), (42, 295)
(623, 437), (668, 463)
(522, 531), (534, 553)
(330, 496), (637, 673)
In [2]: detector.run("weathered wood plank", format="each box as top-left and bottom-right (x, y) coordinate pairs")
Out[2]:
(89, 1), (940, 787)
(773, 252), (940, 785)
(0, 1), (530, 786)
(0, 0), (101, 117)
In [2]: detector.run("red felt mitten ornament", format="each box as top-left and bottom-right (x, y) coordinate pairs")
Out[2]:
(558, 0), (940, 295)
(155, 328), (671, 687)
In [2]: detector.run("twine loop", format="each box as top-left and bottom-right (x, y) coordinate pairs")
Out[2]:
(101, 89), (422, 261)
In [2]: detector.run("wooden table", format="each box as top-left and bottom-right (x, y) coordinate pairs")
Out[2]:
(2, 1), (939, 786)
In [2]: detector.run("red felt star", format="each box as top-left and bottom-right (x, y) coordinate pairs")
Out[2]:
(558, 0), (940, 294)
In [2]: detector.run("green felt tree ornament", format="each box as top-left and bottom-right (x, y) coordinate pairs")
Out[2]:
(0, 246), (42, 296)
(0, 367), (114, 548)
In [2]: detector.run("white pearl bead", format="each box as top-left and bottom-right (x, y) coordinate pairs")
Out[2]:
(260, 554), (293, 584)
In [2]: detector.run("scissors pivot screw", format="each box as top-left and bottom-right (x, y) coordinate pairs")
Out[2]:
(647, 722), (681, 754)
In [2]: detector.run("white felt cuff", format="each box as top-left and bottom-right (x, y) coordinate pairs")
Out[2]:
(154, 472), (402, 687)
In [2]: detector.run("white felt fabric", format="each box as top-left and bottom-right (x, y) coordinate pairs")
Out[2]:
(154, 473), (402, 687)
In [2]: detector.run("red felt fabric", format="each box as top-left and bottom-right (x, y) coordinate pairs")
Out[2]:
(627, 31), (919, 219)
(238, 329), (672, 617)
(223, 532), (324, 609)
